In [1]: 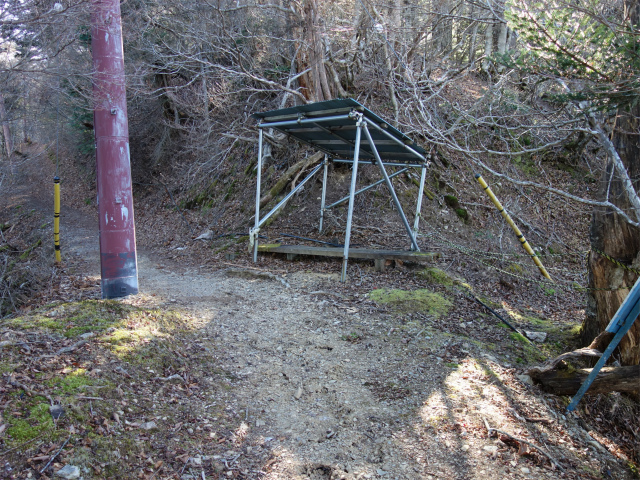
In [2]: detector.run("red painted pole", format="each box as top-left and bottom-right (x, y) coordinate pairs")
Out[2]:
(91, 0), (138, 298)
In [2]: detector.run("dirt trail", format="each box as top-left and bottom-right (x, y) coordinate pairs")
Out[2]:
(59, 215), (629, 480)
(2, 154), (634, 480)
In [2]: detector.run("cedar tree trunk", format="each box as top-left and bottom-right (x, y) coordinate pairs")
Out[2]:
(582, 23), (640, 365)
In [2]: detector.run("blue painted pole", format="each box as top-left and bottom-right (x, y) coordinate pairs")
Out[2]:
(567, 278), (640, 412)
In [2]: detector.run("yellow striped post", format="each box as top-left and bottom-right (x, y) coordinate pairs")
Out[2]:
(54, 176), (61, 263)
(475, 174), (551, 280)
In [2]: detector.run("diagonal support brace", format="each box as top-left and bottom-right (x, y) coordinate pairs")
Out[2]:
(362, 123), (420, 252)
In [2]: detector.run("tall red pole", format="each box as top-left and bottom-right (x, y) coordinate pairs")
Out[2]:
(91, 0), (138, 298)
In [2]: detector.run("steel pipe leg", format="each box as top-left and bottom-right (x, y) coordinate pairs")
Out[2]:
(253, 128), (263, 262)
(319, 155), (328, 233)
(412, 165), (427, 249)
(342, 120), (363, 282)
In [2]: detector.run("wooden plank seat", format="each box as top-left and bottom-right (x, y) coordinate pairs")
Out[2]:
(258, 244), (439, 271)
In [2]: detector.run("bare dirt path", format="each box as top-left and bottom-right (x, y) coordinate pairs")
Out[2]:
(1, 154), (635, 480)
(59, 218), (633, 480)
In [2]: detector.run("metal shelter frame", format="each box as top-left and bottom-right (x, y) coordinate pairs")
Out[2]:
(250, 99), (431, 282)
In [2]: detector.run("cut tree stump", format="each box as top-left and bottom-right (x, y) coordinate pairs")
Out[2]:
(528, 365), (639, 396)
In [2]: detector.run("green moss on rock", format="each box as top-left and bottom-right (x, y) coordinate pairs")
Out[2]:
(369, 288), (452, 317)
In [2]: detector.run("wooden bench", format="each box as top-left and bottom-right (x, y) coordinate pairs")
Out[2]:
(257, 244), (439, 271)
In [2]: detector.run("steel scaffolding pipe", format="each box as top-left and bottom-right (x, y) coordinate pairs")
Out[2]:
(258, 163), (324, 229)
(363, 117), (428, 162)
(91, 0), (138, 298)
(412, 165), (427, 242)
(319, 155), (328, 233)
(325, 167), (409, 210)
(362, 124), (420, 252)
(332, 159), (424, 168)
(258, 114), (351, 130)
(341, 118), (363, 282)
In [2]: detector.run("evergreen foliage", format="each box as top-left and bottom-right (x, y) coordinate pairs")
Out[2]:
(502, 0), (640, 110)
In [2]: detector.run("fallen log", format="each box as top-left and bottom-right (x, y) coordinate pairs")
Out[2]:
(528, 365), (639, 396)
(528, 347), (602, 375)
(408, 173), (435, 200)
(259, 151), (323, 209)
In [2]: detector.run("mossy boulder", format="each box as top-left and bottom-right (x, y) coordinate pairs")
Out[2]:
(369, 288), (452, 317)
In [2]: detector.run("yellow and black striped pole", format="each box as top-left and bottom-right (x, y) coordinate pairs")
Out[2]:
(475, 174), (551, 280)
(54, 176), (61, 263)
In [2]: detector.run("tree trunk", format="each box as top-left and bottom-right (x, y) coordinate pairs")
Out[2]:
(325, 58), (348, 98)
(348, 0), (365, 75)
(582, 3), (640, 365)
(468, 1), (479, 69)
(368, 3), (399, 123)
(0, 92), (13, 160)
(300, 0), (331, 102)
(434, 0), (452, 54)
(200, 60), (210, 135)
(496, 21), (508, 72)
(482, 20), (494, 73)
(22, 75), (29, 143)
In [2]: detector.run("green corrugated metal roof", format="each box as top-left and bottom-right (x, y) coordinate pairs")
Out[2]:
(252, 99), (428, 163)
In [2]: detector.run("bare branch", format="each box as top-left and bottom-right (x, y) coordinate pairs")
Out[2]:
(469, 156), (640, 228)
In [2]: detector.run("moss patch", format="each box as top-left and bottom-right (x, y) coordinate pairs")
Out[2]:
(6, 300), (136, 338)
(509, 331), (529, 344)
(506, 263), (524, 275)
(6, 400), (56, 445)
(569, 324), (582, 335)
(60, 369), (92, 393)
(6, 301), (185, 342)
(418, 267), (454, 286)
(501, 304), (581, 357)
(257, 243), (281, 251)
(455, 208), (468, 222)
(444, 195), (459, 208)
(369, 288), (453, 317)
(182, 179), (219, 210)
(0, 361), (16, 373)
(101, 310), (187, 362)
